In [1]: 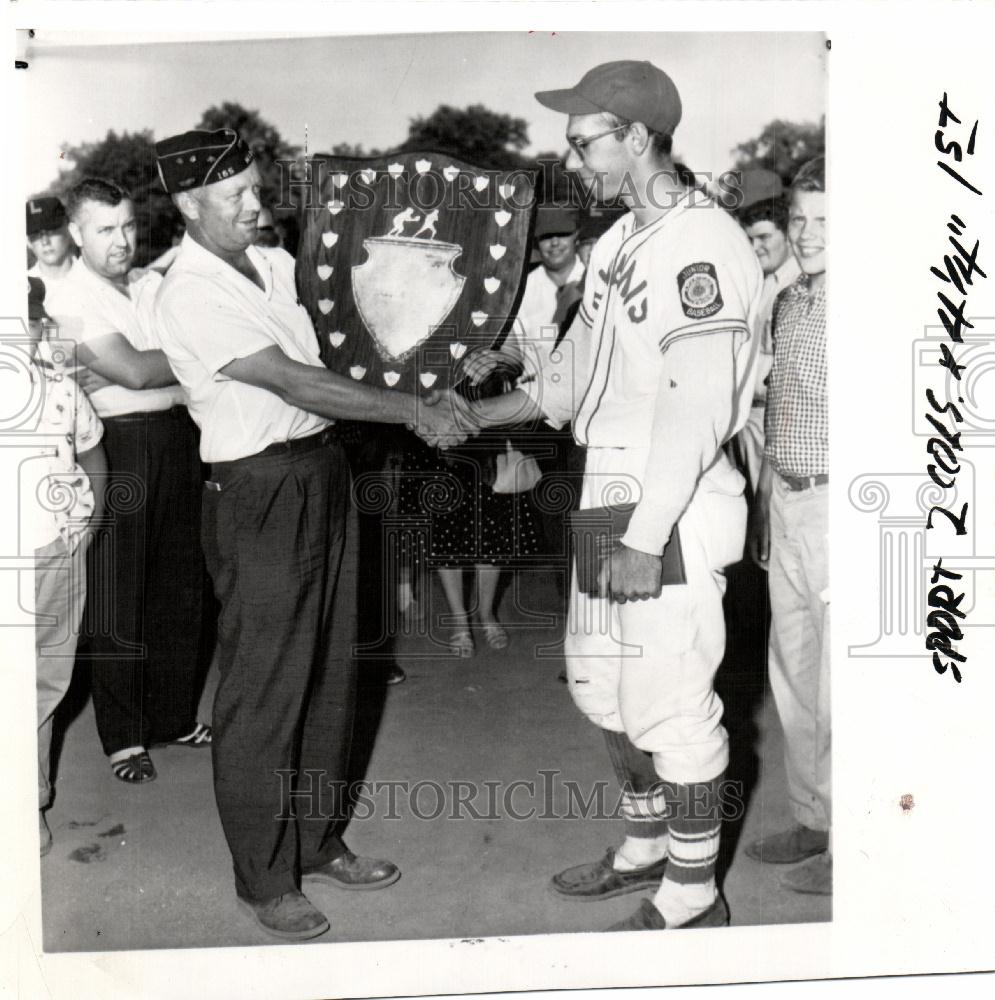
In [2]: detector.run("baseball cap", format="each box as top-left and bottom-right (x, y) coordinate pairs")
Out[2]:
(26, 197), (67, 237)
(535, 206), (579, 239)
(535, 60), (682, 136)
(735, 169), (784, 212)
(154, 128), (254, 194)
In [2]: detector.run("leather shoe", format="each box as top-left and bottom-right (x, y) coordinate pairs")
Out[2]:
(781, 852), (832, 895)
(236, 890), (329, 941)
(745, 824), (828, 864)
(303, 849), (400, 891)
(608, 894), (730, 931)
(550, 848), (668, 900)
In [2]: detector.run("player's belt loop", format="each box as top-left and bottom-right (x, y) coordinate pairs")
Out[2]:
(779, 472), (829, 492)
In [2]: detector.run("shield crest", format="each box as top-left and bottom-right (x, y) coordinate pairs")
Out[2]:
(296, 152), (536, 393)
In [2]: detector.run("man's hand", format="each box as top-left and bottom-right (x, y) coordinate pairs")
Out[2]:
(747, 485), (771, 570)
(72, 366), (114, 395)
(597, 544), (663, 603)
(413, 389), (478, 449)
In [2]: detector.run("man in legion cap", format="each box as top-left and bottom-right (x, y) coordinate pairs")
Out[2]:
(453, 60), (763, 931)
(153, 128), (463, 941)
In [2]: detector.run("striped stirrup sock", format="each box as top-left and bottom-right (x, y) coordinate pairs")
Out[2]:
(603, 731), (669, 869)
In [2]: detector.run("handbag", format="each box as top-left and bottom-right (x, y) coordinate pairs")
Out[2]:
(491, 439), (543, 494)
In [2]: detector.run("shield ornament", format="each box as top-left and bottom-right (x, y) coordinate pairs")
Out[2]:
(296, 153), (536, 393)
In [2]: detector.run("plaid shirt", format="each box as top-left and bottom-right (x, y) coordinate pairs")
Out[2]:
(765, 276), (827, 477)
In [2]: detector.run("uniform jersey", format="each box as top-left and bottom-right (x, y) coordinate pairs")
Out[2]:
(574, 191), (762, 450)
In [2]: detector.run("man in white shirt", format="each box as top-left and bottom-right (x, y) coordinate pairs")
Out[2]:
(153, 128), (462, 942)
(26, 196), (76, 289)
(460, 61), (762, 931)
(45, 178), (210, 785)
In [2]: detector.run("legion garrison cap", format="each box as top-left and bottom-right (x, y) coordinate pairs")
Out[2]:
(535, 60), (682, 137)
(25, 197), (67, 237)
(154, 128), (254, 194)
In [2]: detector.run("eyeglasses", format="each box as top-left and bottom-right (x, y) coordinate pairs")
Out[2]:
(566, 124), (631, 157)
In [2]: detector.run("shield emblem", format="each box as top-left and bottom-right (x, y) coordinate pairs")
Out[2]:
(296, 153), (536, 393)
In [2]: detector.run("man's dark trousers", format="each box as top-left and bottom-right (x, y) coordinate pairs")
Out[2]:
(83, 406), (206, 753)
(202, 433), (355, 903)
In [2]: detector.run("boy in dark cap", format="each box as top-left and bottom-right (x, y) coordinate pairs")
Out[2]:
(26, 196), (76, 289)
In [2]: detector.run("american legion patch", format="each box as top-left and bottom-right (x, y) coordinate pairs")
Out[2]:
(677, 262), (723, 319)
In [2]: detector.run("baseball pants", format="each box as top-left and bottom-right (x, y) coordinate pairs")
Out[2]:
(564, 447), (746, 785)
(767, 476), (831, 832)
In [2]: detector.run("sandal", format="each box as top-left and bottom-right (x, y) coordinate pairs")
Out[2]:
(111, 751), (157, 784)
(449, 629), (475, 658)
(481, 622), (509, 650)
(169, 723), (213, 748)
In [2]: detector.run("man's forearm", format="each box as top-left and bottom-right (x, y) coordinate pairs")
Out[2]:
(280, 365), (423, 425)
(131, 350), (178, 389)
(466, 388), (543, 429)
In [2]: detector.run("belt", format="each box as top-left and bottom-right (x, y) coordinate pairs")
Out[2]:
(208, 426), (338, 478)
(779, 472), (828, 492)
(101, 405), (187, 424)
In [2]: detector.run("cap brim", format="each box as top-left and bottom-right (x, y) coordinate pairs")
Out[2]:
(534, 87), (605, 116)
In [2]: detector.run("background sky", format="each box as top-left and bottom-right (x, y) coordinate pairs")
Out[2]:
(24, 30), (825, 192)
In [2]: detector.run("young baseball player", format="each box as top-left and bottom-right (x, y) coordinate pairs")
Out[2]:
(746, 157), (830, 896)
(457, 60), (762, 930)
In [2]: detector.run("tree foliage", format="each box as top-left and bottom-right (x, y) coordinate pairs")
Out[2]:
(397, 104), (531, 170)
(196, 102), (301, 208)
(731, 116), (826, 185)
(49, 104), (301, 264)
(51, 129), (179, 266)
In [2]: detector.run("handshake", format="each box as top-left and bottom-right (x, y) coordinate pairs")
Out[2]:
(409, 389), (482, 449)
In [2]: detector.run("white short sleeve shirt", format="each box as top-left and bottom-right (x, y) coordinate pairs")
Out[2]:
(155, 235), (330, 463)
(43, 262), (185, 417)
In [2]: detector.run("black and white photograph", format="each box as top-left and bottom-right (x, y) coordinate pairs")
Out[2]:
(1, 4), (993, 1000)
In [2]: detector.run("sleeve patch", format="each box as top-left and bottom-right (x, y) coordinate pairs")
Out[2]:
(677, 262), (723, 318)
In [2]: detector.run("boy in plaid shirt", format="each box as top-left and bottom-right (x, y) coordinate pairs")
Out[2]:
(747, 158), (830, 895)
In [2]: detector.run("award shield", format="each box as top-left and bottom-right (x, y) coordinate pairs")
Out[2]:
(296, 152), (536, 393)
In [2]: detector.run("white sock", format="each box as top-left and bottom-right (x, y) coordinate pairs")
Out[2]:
(613, 834), (669, 871)
(109, 746), (145, 765)
(652, 876), (717, 926)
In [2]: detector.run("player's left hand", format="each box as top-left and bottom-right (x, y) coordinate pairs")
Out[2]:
(598, 544), (663, 603)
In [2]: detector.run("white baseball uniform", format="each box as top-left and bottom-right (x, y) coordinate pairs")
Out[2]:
(526, 190), (762, 784)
